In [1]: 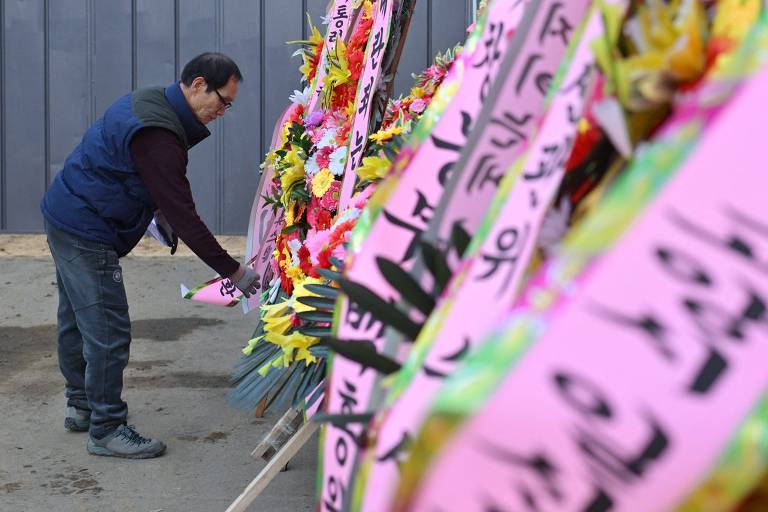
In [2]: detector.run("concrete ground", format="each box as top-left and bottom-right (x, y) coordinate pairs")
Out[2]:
(0, 236), (317, 511)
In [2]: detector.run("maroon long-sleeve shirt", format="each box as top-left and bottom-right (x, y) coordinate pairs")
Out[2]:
(130, 127), (240, 278)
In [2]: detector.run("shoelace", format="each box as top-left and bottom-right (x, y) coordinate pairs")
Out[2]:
(118, 425), (151, 446)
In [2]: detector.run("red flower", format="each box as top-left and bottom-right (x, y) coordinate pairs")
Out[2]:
(307, 41), (325, 83)
(288, 104), (305, 127)
(317, 248), (331, 269)
(307, 197), (333, 231)
(275, 236), (294, 295)
(298, 244), (319, 278)
(316, 209), (332, 231)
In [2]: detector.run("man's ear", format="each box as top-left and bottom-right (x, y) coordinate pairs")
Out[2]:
(191, 76), (207, 92)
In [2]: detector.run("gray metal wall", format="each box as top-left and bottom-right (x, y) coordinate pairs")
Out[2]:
(0, 0), (471, 234)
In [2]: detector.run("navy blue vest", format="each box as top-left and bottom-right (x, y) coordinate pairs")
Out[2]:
(41, 83), (209, 256)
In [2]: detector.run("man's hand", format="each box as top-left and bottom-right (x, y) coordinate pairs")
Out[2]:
(231, 264), (261, 298)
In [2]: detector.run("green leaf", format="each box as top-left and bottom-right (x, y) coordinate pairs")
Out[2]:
(298, 327), (332, 338)
(376, 256), (435, 315)
(304, 284), (339, 299)
(312, 412), (374, 425)
(282, 224), (302, 235)
(450, 221), (471, 257)
(296, 311), (333, 323)
(382, 144), (399, 163)
(296, 296), (337, 311)
(316, 268), (341, 282)
(419, 240), (452, 295)
(337, 278), (422, 340)
(320, 337), (401, 375)
(328, 257), (345, 270)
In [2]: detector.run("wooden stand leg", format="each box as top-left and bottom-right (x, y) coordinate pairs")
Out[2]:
(254, 398), (267, 419)
(225, 421), (319, 512)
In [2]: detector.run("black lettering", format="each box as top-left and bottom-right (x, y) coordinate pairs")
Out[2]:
(476, 225), (532, 296)
(554, 371), (612, 420)
(489, 111), (532, 149)
(539, 2), (573, 45)
(588, 303), (676, 361)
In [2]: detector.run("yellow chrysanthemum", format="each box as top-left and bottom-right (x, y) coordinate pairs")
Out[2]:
(712, 0), (761, 42)
(410, 86), (426, 99)
(356, 155), (391, 181)
(261, 149), (279, 170)
(285, 265), (306, 283)
(291, 277), (326, 313)
(279, 147), (306, 202)
(345, 100), (356, 119)
(284, 203), (296, 226)
(613, 0), (709, 111)
(280, 120), (292, 145)
(312, 168), (335, 197)
(279, 245), (292, 269)
(264, 331), (319, 366)
(369, 125), (404, 145)
(262, 300), (292, 335)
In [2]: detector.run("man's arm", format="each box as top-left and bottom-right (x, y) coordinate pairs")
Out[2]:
(130, 127), (241, 278)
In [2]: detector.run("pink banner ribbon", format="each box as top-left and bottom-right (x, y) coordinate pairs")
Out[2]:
(402, 65), (768, 510)
(337, 0), (396, 212)
(307, 0), (354, 114)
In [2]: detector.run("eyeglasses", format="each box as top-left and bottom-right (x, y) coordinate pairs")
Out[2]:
(214, 89), (232, 111)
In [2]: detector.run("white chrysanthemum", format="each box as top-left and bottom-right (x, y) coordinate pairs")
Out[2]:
(289, 86), (310, 106)
(329, 146), (348, 176)
(287, 239), (302, 267)
(317, 128), (338, 149)
(304, 153), (320, 176)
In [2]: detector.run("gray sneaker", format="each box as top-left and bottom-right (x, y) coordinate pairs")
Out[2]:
(64, 406), (91, 432)
(87, 425), (167, 459)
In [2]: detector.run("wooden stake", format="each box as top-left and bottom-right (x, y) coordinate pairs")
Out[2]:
(226, 420), (319, 512)
(254, 398), (267, 419)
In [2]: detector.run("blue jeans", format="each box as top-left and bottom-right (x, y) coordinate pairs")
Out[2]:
(45, 221), (131, 438)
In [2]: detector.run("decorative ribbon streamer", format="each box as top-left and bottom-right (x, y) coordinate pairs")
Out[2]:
(337, 0), (396, 212)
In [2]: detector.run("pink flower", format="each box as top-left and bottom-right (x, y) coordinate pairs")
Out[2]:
(310, 129), (325, 145)
(316, 146), (333, 169)
(352, 184), (376, 209)
(305, 111), (324, 128)
(304, 228), (332, 265)
(307, 196), (332, 230)
(410, 98), (427, 113)
(332, 240), (348, 261)
(321, 181), (341, 210)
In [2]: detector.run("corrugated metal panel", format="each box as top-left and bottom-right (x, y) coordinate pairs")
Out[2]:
(221, 0), (261, 233)
(0, 0), (473, 233)
(3, 0), (46, 231)
(393, 0), (429, 97)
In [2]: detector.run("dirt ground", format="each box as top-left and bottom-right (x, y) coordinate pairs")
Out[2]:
(0, 235), (317, 512)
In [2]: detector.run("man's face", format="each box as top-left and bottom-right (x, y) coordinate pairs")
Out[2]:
(185, 76), (239, 125)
